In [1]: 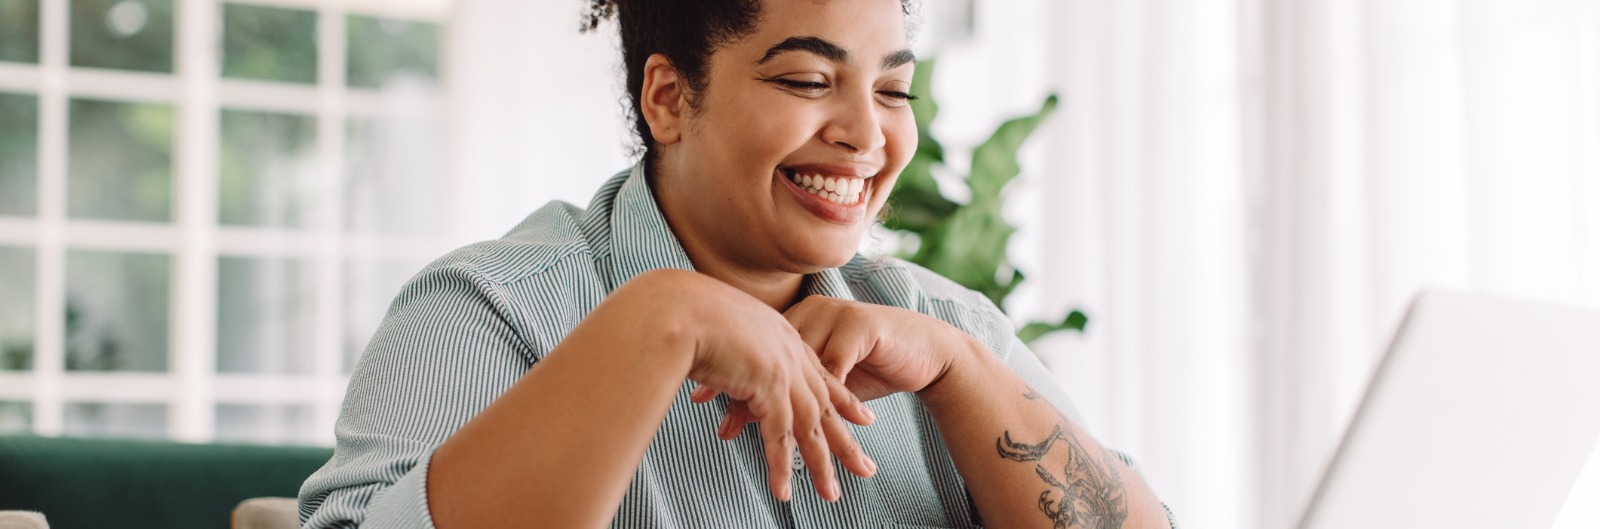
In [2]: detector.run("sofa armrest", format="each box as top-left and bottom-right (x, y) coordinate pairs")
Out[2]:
(0, 511), (49, 529)
(231, 498), (298, 529)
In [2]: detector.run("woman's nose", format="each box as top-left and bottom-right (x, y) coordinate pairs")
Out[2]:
(820, 93), (887, 154)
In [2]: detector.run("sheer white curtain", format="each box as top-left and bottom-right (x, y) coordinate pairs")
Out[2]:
(448, 1), (1600, 528)
(954, 1), (1600, 528)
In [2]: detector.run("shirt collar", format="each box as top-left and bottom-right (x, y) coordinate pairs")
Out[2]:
(608, 163), (697, 290)
(802, 265), (857, 302)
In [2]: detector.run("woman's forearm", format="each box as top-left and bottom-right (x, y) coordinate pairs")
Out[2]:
(426, 275), (695, 529)
(917, 337), (1168, 529)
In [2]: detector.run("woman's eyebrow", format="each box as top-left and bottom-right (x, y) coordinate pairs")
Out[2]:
(758, 36), (849, 64)
(757, 36), (916, 71)
(882, 49), (916, 70)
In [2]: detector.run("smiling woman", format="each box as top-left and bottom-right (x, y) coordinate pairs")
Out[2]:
(297, 1), (1174, 528)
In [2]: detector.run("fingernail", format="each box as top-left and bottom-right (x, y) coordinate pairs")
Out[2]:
(863, 404), (876, 423)
(830, 480), (841, 502)
(782, 482), (792, 502)
(867, 457), (878, 475)
(717, 414), (733, 437)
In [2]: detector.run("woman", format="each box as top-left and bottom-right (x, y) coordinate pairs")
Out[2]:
(300, 0), (1175, 527)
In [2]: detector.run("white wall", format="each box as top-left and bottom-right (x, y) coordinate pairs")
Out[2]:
(448, 0), (632, 244)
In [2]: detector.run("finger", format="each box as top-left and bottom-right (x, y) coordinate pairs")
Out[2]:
(820, 397), (876, 479)
(718, 399), (751, 440)
(821, 368), (875, 426)
(816, 316), (873, 383)
(752, 386), (794, 502)
(794, 370), (840, 502)
(690, 385), (719, 403)
(782, 300), (832, 354)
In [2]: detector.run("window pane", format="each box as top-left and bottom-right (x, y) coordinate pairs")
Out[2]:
(345, 117), (444, 235)
(65, 250), (169, 372)
(0, 401), (31, 434)
(346, 15), (439, 89)
(219, 110), (317, 228)
(343, 260), (420, 372)
(0, 92), (38, 216)
(221, 3), (317, 84)
(0, 0), (39, 64)
(68, 98), (172, 222)
(69, 0), (173, 72)
(217, 257), (314, 374)
(0, 246), (34, 370)
(215, 404), (314, 445)
(63, 402), (165, 439)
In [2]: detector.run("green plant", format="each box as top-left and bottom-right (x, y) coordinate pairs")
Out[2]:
(885, 59), (1087, 345)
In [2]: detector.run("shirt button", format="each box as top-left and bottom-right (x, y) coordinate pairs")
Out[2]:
(791, 451), (805, 471)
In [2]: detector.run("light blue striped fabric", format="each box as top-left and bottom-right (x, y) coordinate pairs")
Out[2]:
(299, 164), (1173, 529)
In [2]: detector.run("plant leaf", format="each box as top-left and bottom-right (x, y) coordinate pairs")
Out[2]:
(918, 200), (1015, 302)
(1017, 310), (1089, 344)
(910, 58), (939, 133)
(969, 94), (1058, 202)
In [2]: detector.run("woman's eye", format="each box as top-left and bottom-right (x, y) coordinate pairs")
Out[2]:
(772, 78), (829, 93)
(877, 90), (919, 107)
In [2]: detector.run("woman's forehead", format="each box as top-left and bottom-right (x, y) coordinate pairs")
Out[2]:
(734, 0), (911, 59)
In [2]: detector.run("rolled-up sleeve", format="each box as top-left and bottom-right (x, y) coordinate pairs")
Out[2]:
(298, 262), (535, 529)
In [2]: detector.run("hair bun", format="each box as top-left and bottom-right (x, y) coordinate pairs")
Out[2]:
(581, 0), (620, 32)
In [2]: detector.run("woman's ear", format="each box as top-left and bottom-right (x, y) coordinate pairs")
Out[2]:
(640, 54), (686, 145)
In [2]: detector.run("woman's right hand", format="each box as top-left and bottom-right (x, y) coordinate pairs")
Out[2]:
(641, 269), (878, 502)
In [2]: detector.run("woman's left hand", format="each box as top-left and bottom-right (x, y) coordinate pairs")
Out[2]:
(692, 295), (973, 439)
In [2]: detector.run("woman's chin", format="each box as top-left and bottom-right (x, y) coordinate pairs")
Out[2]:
(780, 239), (862, 272)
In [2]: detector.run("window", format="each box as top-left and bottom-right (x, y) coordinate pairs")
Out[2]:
(0, 0), (452, 445)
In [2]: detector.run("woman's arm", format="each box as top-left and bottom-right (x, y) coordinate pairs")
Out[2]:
(916, 334), (1169, 529)
(425, 269), (692, 528)
(764, 295), (1170, 529)
(427, 269), (875, 528)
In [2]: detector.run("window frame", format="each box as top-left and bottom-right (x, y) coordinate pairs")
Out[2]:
(0, 0), (453, 445)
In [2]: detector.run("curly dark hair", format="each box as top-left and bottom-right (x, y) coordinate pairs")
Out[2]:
(581, 0), (916, 168)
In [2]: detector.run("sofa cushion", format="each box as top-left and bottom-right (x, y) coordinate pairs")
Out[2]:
(0, 436), (331, 529)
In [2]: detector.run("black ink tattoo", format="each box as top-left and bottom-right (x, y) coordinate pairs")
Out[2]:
(1023, 388), (1043, 400)
(995, 391), (1129, 528)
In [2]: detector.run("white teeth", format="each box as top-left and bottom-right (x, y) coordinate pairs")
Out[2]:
(786, 169), (870, 206)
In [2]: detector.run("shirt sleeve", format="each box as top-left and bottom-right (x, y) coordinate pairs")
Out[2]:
(298, 263), (536, 529)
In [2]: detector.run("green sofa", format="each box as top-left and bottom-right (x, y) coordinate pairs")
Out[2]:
(0, 435), (332, 529)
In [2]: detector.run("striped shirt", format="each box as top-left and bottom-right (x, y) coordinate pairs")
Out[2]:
(299, 164), (1174, 528)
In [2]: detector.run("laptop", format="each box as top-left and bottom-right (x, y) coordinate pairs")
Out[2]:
(1297, 290), (1600, 529)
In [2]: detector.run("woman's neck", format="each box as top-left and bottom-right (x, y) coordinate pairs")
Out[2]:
(685, 256), (806, 313)
(646, 165), (807, 313)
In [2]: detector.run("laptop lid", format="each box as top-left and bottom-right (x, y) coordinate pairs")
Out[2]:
(1297, 290), (1600, 529)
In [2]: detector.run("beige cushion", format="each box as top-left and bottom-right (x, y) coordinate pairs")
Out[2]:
(232, 497), (299, 529)
(0, 511), (49, 529)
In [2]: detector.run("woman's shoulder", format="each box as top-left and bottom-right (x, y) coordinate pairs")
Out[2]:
(426, 200), (603, 287)
(842, 255), (998, 311)
(841, 255), (1014, 352)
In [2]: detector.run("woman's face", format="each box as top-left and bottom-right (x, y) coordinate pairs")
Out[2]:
(654, 0), (917, 274)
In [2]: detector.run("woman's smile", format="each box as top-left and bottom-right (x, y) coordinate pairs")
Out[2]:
(775, 164), (878, 224)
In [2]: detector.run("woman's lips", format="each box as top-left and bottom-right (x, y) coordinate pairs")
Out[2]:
(775, 167), (871, 224)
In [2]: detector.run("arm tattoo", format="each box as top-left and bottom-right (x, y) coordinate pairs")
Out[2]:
(995, 389), (1129, 529)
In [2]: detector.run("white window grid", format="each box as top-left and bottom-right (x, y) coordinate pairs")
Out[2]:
(0, 0), (455, 445)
